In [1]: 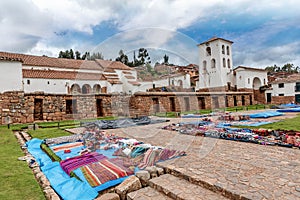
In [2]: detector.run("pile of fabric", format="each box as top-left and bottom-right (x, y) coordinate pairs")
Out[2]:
(161, 120), (300, 149)
(39, 129), (186, 193)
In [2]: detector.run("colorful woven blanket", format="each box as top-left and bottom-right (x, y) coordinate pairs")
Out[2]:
(60, 152), (107, 175)
(81, 158), (134, 187)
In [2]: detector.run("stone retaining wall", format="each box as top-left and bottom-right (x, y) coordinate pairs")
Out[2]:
(0, 91), (254, 125)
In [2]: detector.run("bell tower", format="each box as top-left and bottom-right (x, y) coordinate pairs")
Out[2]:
(198, 37), (233, 90)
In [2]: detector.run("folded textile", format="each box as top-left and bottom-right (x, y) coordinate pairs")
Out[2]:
(138, 148), (162, 169)
(158, 149), (186, 161)
(60, 152), (107, 175)
(52, 142), (84, 153)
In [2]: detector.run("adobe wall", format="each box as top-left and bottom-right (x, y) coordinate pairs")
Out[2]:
(271, 96), (295, 105)
(0, 91), (254, 125)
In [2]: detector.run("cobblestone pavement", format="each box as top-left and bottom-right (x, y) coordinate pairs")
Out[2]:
(108, 117), (300, 200)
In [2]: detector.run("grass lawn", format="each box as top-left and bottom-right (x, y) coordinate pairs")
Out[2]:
(0, 126), (45, 200)
(255, 114), (300, 131)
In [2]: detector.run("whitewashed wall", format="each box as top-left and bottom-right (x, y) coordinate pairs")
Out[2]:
(0, 61), (23, 92)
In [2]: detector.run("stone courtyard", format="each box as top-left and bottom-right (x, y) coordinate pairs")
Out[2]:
(99, 115), (300, 200)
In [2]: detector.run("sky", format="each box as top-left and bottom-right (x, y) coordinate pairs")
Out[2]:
(0, 0), (300, 68)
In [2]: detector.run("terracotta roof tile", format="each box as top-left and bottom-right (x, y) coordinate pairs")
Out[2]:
(95, 59), (133, 70)
(270, 74), (300, 84)
(125, 75), (135, 79)
(0, 51), (102, 70)
(198, 37), (234, 45)
(0, 56), (23, 62)
(128, 81), (141, 86)
(23, 69), (106, 80)
(233, 66), (266, 72)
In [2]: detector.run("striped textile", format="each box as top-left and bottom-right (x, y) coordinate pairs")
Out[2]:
(138, 148), (162, 169)
(81, 158), (134, 187)
(52, 142), (84, 153)
(158, 149), (186, 161)
(60, 152), (107, 175)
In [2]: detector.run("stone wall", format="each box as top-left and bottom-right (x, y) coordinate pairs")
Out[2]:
(253, 89), (266, 104)
(0, 91), (255, 125)
(271, 96), (295, 105)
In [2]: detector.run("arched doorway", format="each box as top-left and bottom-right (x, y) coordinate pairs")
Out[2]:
(70, 84), (81, 94)
(252, 77), (261, 89)
(93, 84), (101, 94)
(178, 80), (183, 88)
(82, 84), (92, 94)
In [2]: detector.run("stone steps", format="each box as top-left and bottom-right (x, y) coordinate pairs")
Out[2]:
(148, 174), (229, 200)
(127, 186), (172, 200)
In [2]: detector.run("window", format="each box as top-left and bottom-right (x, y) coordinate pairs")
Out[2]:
(206, 47), (211, 56)
(184, 97), (190, 111)
(248, 78), (250, 84)
(66, 99), (77, 114)
(226, 46), (230, 55)
(222, 45), (225, 54)
(278, 83), (284, 88)
(279, 94), (284, 96)
(263, 79), (266, 85)
(223, 58), (226, 68)
(295, 82), (300, 92)
(211, 58), (216, 68)
(227, 59), (231, 68)
(27, 80), (30, 85)
(203, 61), (207, 71)
(47, 81), (50, 85)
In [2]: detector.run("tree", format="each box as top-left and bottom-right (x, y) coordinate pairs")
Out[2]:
(265, 63), (299, 74)
(75, 51), (81, 59)
(136, 48), (151, 66)
(115, 50), (129, 65)
(163, 54), (169, 65)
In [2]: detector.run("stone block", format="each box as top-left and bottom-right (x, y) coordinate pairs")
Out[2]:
(135, 170), (150, 186)
(145, 166), (158, 178)
(96, 193), (120, 200)
(115, 176), (142, 200)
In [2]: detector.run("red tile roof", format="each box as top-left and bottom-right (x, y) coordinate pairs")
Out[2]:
(0, 56), (23, 62)
(233, 66), (266, 72)
(23, 69), (106, 80)
(0, 51), (103, 70)
(95, 59), (132, 70)
(128, 81), (141, 86)
(269, 74), (300, 84)
(125, 75), (135, 79)
(198, 37), (233, 46)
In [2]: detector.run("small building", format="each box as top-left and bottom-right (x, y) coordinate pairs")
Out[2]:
(266, 74), (300, 104)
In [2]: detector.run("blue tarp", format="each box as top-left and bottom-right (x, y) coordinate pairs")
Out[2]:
(277, 107), (300, 112)
(249, 111), (283, 118)
(26, 139), (98, 200)
(181, 114), (206, 118)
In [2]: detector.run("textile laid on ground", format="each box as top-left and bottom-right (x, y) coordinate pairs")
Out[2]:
(32, 127), (186, 195)
(60, 152), (107, 175)
(248, 111), (283, 118)
(51, 141), (84, 153)
(277, 107), (300, 112)
(81, 158), (135, 187)
(44, 134), (83, 145)
(162, 118), (300, 149)
(83, 116), (168, 130)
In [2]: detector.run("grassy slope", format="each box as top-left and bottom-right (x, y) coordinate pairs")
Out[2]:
(0, 127), (45, 200)
(256, 114), (300, 131)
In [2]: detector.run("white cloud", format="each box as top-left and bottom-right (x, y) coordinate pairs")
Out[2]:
(1, 0), (300, 68)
